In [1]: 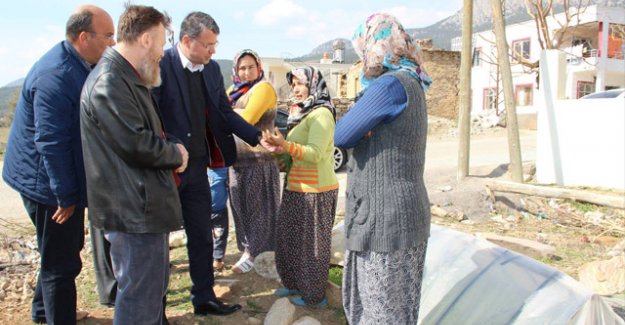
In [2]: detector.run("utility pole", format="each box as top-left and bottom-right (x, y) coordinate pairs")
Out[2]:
(490, 0), (524, 182)
(457, 0), (473, 181)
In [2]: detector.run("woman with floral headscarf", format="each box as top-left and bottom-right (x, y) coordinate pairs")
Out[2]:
(216, 49), (280, 274)
(334, 13), (432, 324)
(262, 66), (338, 307)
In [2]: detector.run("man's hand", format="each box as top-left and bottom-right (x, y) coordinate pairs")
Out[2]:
(51, 205), (76, 224)
(261, 138), (285, 154)
(175, 144), (189, 173)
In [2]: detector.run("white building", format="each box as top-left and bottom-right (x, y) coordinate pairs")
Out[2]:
(451, 5), (625, 120)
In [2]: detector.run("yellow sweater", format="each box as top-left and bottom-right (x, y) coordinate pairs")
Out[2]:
(226, 82), (277, 124)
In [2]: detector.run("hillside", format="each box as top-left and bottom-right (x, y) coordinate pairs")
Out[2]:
(216, 59), (234, 89)
(0, 87), (20, 113)
(290, 38), (359, 64)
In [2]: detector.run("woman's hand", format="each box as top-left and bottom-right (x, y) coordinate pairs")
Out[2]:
(261, 127), (286, 153)
(262, 127), (285, 147)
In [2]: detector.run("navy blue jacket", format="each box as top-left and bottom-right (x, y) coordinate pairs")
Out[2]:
(152, 46), (260, 168)
(3, 41), (88, 208)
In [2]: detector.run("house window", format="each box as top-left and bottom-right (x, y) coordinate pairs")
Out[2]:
(511, 38), (530, 61)
(483, 88), (497, 110)
(577, 81), (595, 98)
(472, 47), (482, 66)
(515, 84), (533, 106)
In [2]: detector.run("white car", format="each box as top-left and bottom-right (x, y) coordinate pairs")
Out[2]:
(580, 88), (625, 99)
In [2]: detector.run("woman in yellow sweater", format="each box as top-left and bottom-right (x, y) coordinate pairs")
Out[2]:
(262, 66), (338, 307)
(225, 49), (280, 273)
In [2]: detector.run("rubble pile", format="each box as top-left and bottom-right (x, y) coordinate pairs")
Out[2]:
(0, 236), (38, 304)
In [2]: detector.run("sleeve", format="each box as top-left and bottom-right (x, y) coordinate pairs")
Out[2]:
(86, 73), (182, 169)
(283, 108), (335, 164)
(334, 75), (407, 148)
(214, 68), (261, 146)
(33, 73), (80, 207)
(238, 83), (277, 125)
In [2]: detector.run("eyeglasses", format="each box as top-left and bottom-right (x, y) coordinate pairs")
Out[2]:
(90, 32), (115, 41)
(193, 38), (219, 50)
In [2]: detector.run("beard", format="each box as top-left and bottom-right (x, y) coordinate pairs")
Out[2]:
(138, 54), (162, 89)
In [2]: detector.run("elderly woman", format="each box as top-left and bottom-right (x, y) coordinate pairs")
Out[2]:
(334, 13), (433, 324)
(225, 49), (280, 273)
(262, 66), (338, 307)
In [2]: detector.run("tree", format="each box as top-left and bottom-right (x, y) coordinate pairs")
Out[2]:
(520, 0), (591, 69)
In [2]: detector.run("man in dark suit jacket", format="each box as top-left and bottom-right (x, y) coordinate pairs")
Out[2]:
(152, 11), (260, 316)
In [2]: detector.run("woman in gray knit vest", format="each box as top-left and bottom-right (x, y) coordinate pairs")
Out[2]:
(335, 13), (433, 324)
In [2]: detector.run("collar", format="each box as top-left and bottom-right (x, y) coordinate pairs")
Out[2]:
(64, 41), (93, 72)
(177, 44), (204, 72)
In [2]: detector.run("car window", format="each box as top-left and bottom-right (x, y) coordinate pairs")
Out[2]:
(276, 110), (288, 128)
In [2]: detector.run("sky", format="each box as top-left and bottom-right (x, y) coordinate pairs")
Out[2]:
(0, 0), (463, 87)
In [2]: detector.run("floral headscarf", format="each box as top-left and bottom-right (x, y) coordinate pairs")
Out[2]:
(352, 13), (432, 91)
(228, 49), (265, 107)
(285, 65), (336, 129)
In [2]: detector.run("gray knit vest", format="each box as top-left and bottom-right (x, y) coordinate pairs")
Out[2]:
(344, 71), (431, 253)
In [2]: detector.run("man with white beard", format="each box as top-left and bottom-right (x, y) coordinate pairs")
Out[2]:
(79, 4), (188, 324)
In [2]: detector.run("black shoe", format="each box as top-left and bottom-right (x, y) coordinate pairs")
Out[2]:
(193, 300), (242, 316)
(32, 317), (46, 324)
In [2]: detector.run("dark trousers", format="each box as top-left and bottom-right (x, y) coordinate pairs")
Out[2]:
(179, 157), (216, 305)
(89, 223), (117, 306)
(21, 195), (84, 324)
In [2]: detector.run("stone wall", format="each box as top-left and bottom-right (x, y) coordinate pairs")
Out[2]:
(421, 50), (460, 120)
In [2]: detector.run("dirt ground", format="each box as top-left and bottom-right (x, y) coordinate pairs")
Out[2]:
(0, 124), (623, 324)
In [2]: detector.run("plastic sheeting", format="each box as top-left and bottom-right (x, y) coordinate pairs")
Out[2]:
(330, 222), (623, 324)
(418, 225), (624, 325)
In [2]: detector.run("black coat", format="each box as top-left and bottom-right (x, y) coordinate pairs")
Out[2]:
(152, 46), (260, 168)
(80, 47), (184, 233)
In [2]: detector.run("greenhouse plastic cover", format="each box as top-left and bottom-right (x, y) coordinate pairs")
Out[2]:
(417, 225), (624, 325)
(331, 222), (623, 324)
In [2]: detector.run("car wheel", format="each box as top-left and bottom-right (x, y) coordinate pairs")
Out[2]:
(333, 147), (346, 171)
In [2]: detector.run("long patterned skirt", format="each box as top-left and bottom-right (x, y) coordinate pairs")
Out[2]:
(343, 241), (429, 325)
(228, 161), (280, 257)
(275, 189), (338, 305)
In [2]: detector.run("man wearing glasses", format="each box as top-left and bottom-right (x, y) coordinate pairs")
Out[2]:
(153, 11), (260, 316)
(2, 5), (114, 323)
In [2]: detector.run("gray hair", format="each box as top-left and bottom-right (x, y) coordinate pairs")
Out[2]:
(179, 12), (220, 41)
(66, 10), (94, 41)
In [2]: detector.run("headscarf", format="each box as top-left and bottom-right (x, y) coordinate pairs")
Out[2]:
(285, 65), (336, 129)
(352, 13), (432, 91)
(228, 49), (265, 107)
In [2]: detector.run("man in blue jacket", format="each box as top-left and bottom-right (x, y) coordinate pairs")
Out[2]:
(2, 5), (114, 324)
(152, 11), (261, 316)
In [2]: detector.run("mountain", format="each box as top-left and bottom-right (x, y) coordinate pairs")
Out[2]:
(300, 0), (625, 57)
(215, 59), (234, 89)
(290, 38), (359, 64)
(3, 78), (24, 88)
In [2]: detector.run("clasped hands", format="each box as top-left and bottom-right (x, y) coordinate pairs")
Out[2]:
(261, 127), (286, 154)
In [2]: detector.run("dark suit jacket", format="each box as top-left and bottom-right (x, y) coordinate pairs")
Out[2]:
(153, 46), (260, 168)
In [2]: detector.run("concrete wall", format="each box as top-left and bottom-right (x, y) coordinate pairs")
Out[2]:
(537, 50), (625, 190)
(536, 98), (625, 190)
